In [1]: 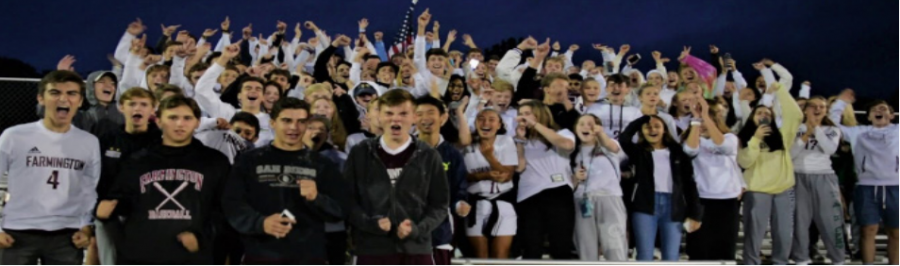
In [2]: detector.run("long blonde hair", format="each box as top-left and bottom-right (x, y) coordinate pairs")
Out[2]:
(313, 98), (348, 151)
(518, 101), (559, 149)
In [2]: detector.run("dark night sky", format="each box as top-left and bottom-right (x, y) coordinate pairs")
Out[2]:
(0, 0), (896, 99)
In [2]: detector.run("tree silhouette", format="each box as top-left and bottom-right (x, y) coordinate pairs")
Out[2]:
(0, 57), (41, 78)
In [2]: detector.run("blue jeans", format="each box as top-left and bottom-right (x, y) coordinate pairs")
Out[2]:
(632, 193), (683, 261)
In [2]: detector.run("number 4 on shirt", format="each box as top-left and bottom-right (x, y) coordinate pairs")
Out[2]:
(47, 171), (60, 190)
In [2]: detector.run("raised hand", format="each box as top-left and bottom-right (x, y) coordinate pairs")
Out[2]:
(761, 58), (776, 67)
(202, 28), (219, 39)
(754, 125), (772, 140)
(57, 55), (76, 71)
(709, 45), (720, 55)
(331, 35), (351, 47)
(462, 34), (474, 47)
(534, 38), (551, 60)
(652, 51), (663, 63)
(518, 36), (538, 50)
(359, 18), (369, 30)
(127, 18), (147, 36)
(838, 88), (856, 104)
(276, 21), (288, 33)
(592, 43), (608, 51)
(568, 44), (580, 52)
(432, 20), (440, 33)
(242, 23), (253, 39)
(221, 16), (231, 32)
(175, 30), (190, 43)
(619, 44), (632, 54)
(552, 41), (561, 51)
(679, 46), (692, 61)
(304, 21), (319, 31)
(374, 31), (384, 41)
(178, 232), (199, 253)
(257, 34), (269, 46)
(752, 62), (766, 71)
(446, 30), (458, 44)
(161, 24), (181, 37)
(418, 9), (432, 28)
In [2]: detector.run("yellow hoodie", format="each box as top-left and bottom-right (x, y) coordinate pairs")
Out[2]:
(737, 84), (803, 194)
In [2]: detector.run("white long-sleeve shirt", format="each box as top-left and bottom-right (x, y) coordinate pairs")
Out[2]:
(0, 121), (100, 232)
(412, 35), (449, 98)
(830, 100), (899, 186)
(791, 125), (841, 174)
(194, 63), (274, 147)
(585, 103), (642, 139)
(684, 134), (745, 199)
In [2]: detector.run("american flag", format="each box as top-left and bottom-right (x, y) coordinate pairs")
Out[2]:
(388, 0), (418, 58)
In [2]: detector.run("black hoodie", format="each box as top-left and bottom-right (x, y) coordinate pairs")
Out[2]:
(103, 140), (230, 264)
(96, 124), (162, 200)
(223, 145), (348, 262)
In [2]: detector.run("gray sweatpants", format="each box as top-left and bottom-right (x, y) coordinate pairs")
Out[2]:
(743, 189), (795, 265)
(791, 173), (846, 264)
(573, 195), (628, 261)
(94, 220), (122, 265)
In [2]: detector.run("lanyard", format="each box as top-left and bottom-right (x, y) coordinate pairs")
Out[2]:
(609, 103), (624, 137)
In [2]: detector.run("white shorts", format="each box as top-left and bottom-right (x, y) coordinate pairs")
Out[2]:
(466, 200), (517, 237)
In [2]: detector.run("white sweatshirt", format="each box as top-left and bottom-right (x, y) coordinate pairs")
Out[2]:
(194, 63), (274, 147)
(0, 121), (100, 232)
(790, 125), (841, 174)
(195, 129), (251, 164)
(574, 143), (626, 197)
(830, 100), (899, 186)
(684, 134), (745, 199)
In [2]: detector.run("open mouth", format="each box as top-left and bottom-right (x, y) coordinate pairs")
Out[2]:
(420, 121), (435, 129)
(580, 131), (591, 137)
(56, 107), (71, 117)
(496, 103), (508, 109)
(479, 127), (493, 133)
(875, 115), (885, 120)
(649, 133), (660, 138)
(286, 133), (300, 139)
(390, 125), (402, 134)
(247, 96), (259, 102)
(102, 90), (113, 96)
(132, 114), (144, 121)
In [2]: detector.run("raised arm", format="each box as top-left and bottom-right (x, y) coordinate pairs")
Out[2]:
(414, 9), (431, 73)
(496, 37), (535, 85)
(618, 116), (650, 159)
(519, 115), (575, 151)
(373, 31), (388, 62)
(194, 43), (241, 120)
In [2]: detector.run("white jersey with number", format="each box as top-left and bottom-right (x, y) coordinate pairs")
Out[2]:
(0, 121), (101, 232)
(791, 125), (842, 174)
(463, 136), (518, 199)
(196, 129), (252, 164)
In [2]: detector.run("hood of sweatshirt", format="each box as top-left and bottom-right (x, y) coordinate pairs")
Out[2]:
(86, 71), (119, 106)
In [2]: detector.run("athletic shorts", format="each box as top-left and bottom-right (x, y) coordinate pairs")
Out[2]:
(466, 200), (517, 237)
(854, 185), (898, 229)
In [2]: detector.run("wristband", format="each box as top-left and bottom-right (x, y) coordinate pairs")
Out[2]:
(690, 121), (702, 127)
(514, 138), (528, 144)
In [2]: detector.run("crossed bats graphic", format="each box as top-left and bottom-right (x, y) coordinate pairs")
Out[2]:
(154, 181), (190, 211)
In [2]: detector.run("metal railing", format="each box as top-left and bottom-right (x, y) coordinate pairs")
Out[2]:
(451, 259), (736, 265)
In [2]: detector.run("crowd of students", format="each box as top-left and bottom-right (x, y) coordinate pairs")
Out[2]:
(0, 8), (897, 265)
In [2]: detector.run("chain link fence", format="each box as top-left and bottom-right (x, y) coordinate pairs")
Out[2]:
(0, 78), (40, 135)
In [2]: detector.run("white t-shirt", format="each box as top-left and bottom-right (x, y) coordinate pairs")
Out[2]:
(0, 121), (101, 232)
(574, 143), (626, 197)
(468, 108), (518, 138)
(585, 103), (642, 140)
(518, 130), (576, 202)
(464, 136), (518, 199)
(791, 125), (842, 175)
(684, 134), (745, 199)
(651, 149), (673, 193)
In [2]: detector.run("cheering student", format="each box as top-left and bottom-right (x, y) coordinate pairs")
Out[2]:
(463, 108), (518, 259)
(344, 89), (449, 265)
(637, 84), (680, 140)
(683, 99), (744, 261)
(93, 88), (162, 265)
(95, 96), (230, 264)
(619, 115), (702, 262)
(194, 42), (275, 147)
(737, 82), (803, 265)
(830, 89), (898, 265)
(585, 74), (642, 140)
(788, 96), (846, 264)
(414, 96), (471, 265)
(514, 101), (577, 259)
(223, 98), (348, 264)
(570, 114), (628, 261)
(0, 71), (100, 265)
(413, 9), (451, 98)
(300, 116), (350, 265)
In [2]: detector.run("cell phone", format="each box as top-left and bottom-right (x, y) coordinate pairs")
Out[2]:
(759, 117), (771, 126)
(628, 54), (642, 64)
(469, 59), (480, 70)
(723, 53), (733, 62)
(281, 210), (295, 221)
(605, 62), (614, 73)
